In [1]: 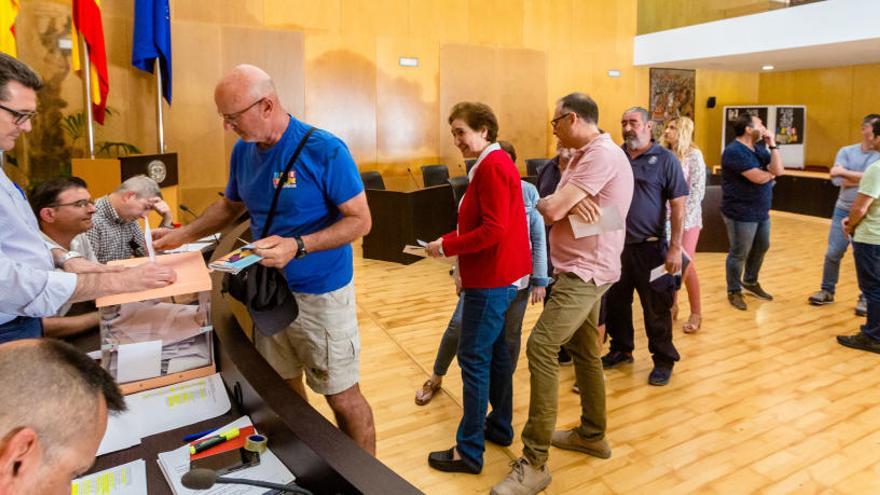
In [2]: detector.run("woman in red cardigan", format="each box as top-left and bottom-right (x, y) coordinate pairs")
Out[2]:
(425, 102), (532, 474)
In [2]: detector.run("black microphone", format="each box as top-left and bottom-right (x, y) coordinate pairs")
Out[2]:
(181, 468), (313, 494)
(178, 204), (219, 244)
(406, 167), (420, 189)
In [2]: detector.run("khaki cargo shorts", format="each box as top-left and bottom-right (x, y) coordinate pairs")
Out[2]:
(255, 281), (360, 395)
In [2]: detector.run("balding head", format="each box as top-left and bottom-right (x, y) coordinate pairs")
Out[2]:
(214, 65), (287, 144)
(0, 339), (124, 494)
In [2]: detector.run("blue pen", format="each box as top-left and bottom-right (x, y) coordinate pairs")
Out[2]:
(183, 428), (218, 443)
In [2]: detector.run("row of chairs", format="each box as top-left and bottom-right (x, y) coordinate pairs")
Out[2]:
(361, 158), (552, 191)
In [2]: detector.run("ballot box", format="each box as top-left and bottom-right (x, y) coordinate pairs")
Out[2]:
(95, 251), (216, 394)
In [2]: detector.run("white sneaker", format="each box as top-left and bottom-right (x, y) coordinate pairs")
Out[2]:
(491, 457), (551, 495)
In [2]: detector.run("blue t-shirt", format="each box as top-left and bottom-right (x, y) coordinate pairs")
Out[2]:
(720, 140), (772, 222)
(225, 116), (363, 294)
(623, 143), (689, 244)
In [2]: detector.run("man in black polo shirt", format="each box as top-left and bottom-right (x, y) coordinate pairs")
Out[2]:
(602, 107), (688, 386)
(720, 113), (784, 311)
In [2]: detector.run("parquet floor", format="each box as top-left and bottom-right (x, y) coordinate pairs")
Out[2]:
(307, 211), (880, 494)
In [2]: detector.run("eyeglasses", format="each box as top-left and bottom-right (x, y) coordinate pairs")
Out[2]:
(551, 112), (573, 128)
(0, 103), (37, 126)
(50, 199), (94, 209)
(220, 98), (265, 123)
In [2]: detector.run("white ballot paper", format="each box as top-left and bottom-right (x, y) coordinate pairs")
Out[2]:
(97, 373), (231, 456)
(568, 206), (625, 239)
(116, 340), (163, 383)
(71, 459), (148, 495)
(402, 245), (428, 257)
(649, 251), (691, 282)
(143, 215), (157, 262)
(157, 416), (296, 495)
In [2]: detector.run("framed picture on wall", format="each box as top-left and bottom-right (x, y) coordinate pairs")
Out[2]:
(723, 106), (769, 146)
(649, 68), (696, 140)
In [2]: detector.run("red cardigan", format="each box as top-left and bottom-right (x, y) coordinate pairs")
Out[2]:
(442, 148), (531, 289)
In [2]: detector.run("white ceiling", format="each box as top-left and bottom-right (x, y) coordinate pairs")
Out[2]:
(634, 0), (880, 72)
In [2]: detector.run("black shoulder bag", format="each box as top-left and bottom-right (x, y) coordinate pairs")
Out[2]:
(222, 127), (316, 336)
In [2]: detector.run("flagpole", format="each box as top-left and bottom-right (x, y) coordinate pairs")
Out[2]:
(79, 35), (95, 159)
(155, 63), (165, 153)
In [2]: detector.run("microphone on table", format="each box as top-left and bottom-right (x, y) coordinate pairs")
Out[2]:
(178, 204), (220, 244)
(406, 167), (420, 189)
(181, 468), (313, 494)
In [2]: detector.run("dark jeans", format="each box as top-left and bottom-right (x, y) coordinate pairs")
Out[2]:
(432, 288), (529, 377)
(853, 242), (880, 340)
(0, 316), (43, 344)
(606, 242), (680, 369)
(455, 285), (518, 470)
(722, 214), (771, 293)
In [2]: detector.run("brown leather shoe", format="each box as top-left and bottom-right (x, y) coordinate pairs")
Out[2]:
(550, 429), (611, 459)
(415, 379), (441, 406)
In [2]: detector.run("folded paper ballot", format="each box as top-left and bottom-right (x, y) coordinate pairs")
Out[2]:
(208, 245), (262, 274)
(568, 206), (625, 238)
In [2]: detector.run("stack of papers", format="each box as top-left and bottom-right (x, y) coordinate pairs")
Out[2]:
(158, 416), (296, 495)
(208, 246), (262, 274)
(71, 459), (148, 495)
(98, 373), (232, 456)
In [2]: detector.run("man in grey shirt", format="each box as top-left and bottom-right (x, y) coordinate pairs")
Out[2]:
(809, 114), (880, 315)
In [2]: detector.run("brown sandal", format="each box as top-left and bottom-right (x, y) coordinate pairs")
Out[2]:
(415, 379), (442, 406)
(683, 314), (702, 334)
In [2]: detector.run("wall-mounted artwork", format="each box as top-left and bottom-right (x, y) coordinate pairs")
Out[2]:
(649, 68), (695, 140)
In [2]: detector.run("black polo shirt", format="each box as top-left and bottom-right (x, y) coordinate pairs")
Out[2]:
(623, 143), (689, 244)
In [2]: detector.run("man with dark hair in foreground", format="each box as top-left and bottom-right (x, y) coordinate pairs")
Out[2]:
(0, 339), (125, 494)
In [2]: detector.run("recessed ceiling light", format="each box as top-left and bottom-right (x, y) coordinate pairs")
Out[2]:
(762, 65), (775, 71)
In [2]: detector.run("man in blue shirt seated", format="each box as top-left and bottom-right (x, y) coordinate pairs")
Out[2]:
(720, 113), (785, 311)
(0, 339), (126, 494)
(0, 53), (176, 344)
(808, 114), (880, 315)
(602, 107), (688, 387)
(153, 64), (375, 455)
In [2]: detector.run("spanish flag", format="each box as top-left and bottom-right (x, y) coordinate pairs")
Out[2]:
(0, 0), (18, 57)
(71, 0), (109, 124)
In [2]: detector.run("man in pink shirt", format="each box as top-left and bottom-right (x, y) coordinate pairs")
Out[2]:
(492, 93), (634, 495)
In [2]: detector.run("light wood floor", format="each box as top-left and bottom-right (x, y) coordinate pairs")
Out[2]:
(307, 211), (880, 494)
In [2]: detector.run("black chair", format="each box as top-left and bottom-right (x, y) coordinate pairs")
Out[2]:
(448, 176), (469, 206)
(465, 159), (477, 174)
(697, 184), (728, 253)
(360, 171), (385, 190)
(421, 164), (449, 187)
(526, 158), (550, 177)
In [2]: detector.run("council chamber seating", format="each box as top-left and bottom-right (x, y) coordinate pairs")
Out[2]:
(360, 171), (386, 190)
(526, 158), (550, 177)
(420, 164), (449, 187)
(447, 175), (469, 206)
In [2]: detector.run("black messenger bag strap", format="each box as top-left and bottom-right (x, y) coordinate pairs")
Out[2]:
(259, 126), (316, 238)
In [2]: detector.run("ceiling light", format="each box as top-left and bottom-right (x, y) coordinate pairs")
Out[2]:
(762, 65), (775, 71)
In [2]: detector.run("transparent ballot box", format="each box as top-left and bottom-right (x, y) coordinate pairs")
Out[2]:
(95, 251), (215, 394)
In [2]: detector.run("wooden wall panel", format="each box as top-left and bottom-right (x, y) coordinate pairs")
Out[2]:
(696, 70), (760, 167)
(220, 27), (305, 161)
(439, 44), (548, 175)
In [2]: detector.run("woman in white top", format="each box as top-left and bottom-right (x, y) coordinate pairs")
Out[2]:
(661, 116), (706, 333)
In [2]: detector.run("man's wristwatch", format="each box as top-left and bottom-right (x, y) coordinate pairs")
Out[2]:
(768, 145), (779, 150)
(58, 250), (83, 268)
(294, 236), (308, 259)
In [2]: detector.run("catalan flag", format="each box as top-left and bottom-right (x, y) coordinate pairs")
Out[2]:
(132, 0), (172, 104)
(0, 0), (18, 57)
(71, 0), (109, 124)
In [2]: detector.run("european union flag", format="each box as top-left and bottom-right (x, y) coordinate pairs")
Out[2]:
(132, 0), (171, 103)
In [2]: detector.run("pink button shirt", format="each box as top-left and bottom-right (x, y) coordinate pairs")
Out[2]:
(549, 133), (634, 286)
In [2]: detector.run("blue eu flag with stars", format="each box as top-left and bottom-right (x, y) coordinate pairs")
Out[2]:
(132, 0), (172, 103)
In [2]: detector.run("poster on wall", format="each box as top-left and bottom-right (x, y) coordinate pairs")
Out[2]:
(649, 68), (695, 140)
(775, 106), (805, 145)
(723, 106), (769, 146)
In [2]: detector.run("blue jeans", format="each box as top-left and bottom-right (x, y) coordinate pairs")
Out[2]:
(853, 242), (880, 340)
(821, 207), (855, 294)
(0, 317), (43, 344)
(722, 215), (771, 293)
(455, 285), (518, 470)
(432, 288), (529, 377)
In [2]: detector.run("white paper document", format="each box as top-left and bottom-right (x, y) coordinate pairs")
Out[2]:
(402, 245), (428, 257)
(568, 206), (625, 239)
(163, 241), (215, 254)
(97, 373), (231, 457)
(157, 416), (296, 495)
(117, 340), (163, 383)
(71, 459), (148, 495)
(649, 252), (691, 282)
(143, 217), (157, 262)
